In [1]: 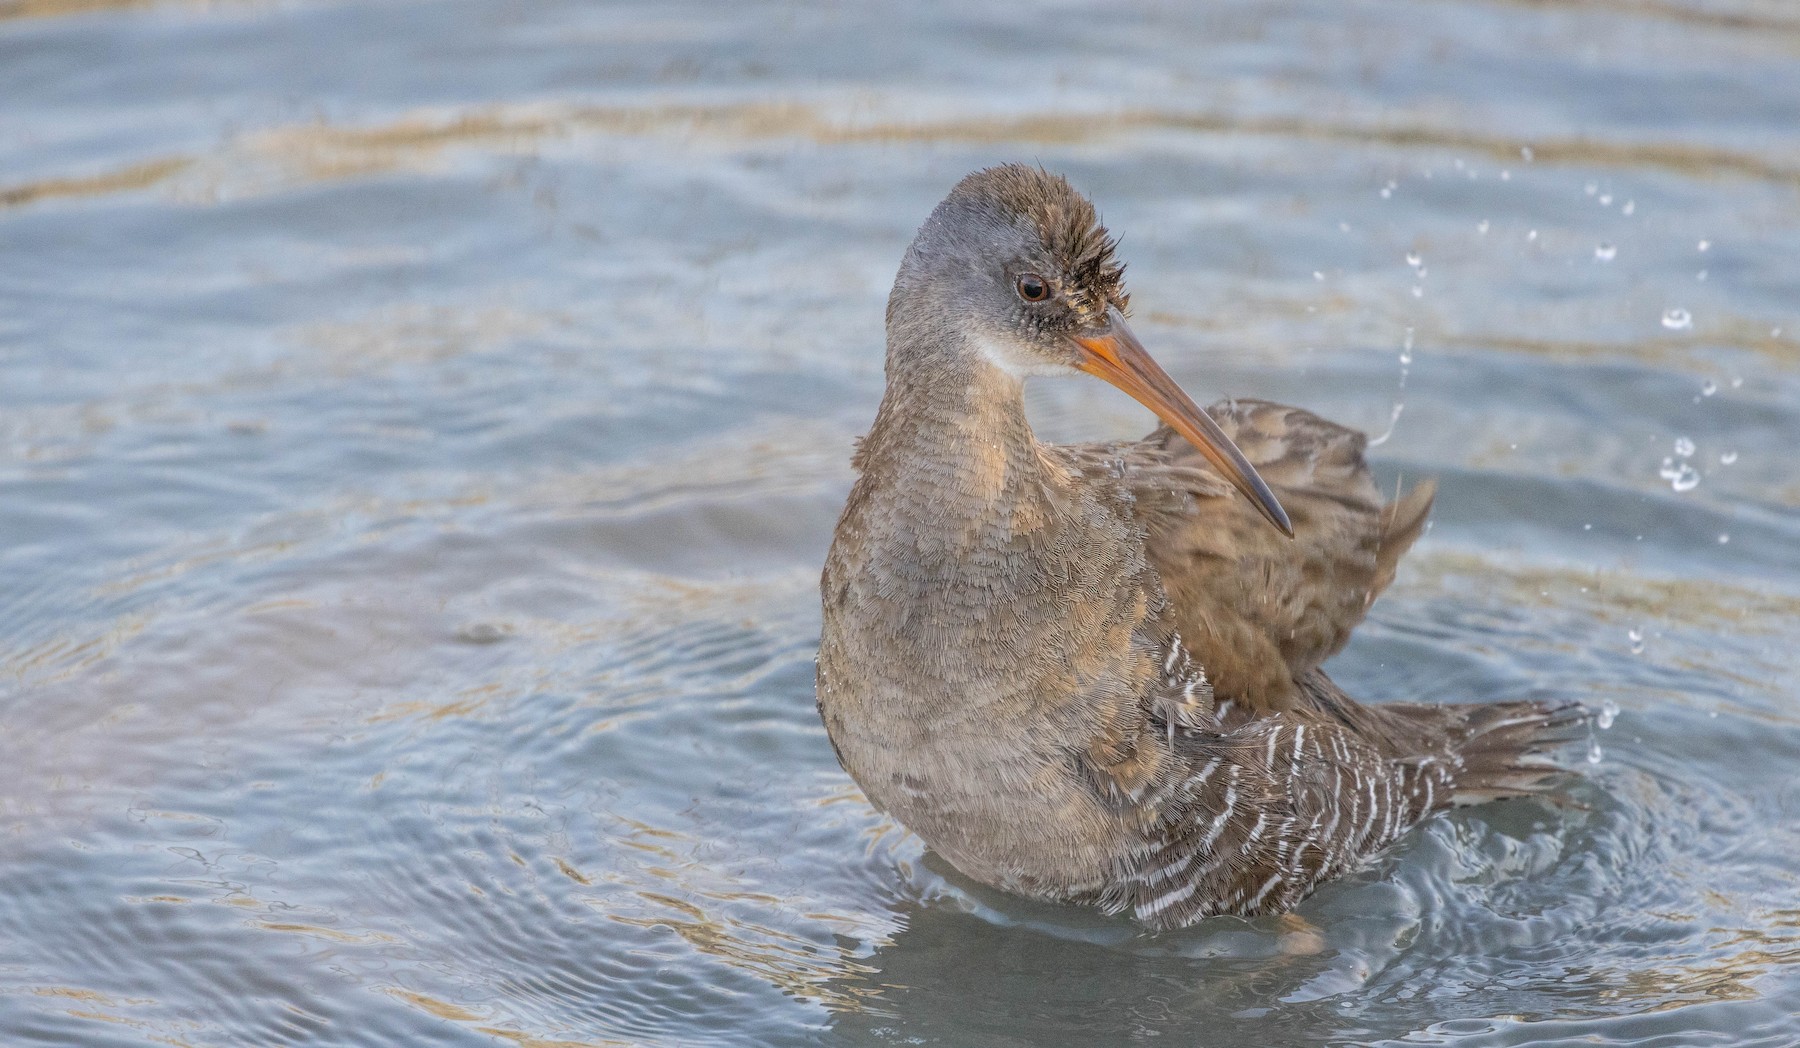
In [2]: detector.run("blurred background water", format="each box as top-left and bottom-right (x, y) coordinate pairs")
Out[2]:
(2, 1), (1798, 1045)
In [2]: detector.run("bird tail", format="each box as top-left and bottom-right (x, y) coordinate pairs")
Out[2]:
(1437, 699), (1592, 805)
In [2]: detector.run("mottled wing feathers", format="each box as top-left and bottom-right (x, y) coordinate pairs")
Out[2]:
(1123, 398), (1435, 712)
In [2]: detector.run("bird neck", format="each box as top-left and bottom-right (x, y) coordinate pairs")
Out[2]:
(856, 338), (1055, 531)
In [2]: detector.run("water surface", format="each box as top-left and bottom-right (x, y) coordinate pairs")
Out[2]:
(2, 1), (1798, 1045)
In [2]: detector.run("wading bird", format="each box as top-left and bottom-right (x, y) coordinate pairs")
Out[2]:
(817, 165), (1582, 929)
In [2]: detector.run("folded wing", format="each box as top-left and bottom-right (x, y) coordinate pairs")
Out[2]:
(1126, 398), (1434, 712)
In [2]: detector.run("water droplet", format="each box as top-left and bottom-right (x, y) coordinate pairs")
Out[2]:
(1583, 523), (1593, 531)
(1313, 270), (1325, 281)
(1594, 243), (1617, 261)
(1621, 199), (1636, 216)
(1527, 229), (1539, 241)
(1598, 700), (1619, 730)
(1696, 269), (1708, 282)
(1411, 285), (1423, 298)
(1339, 221), (1351, 233)
(1661, 308), (1692, 330)
(1598, 193), (1613, 206)
(1520, 146), (1535, 162)
(1586, 737), (1604, 764)
(1477, 219), (1490, 234)
(1700, 379), (1717, 396)
(1697, 239), (1710, 252)
(1730, 376), (1743, 389)
(1628, 627), (1645, 655)
(1584, 181), (1598, 196)
(1657, 457), (1699, 492)
(1500, 170), (1512, 181)
(1405, 251), (1422, 268)
(1673, 436), (1695, 458)
(1380, 180), (1397, 199)
(456, 622), (508, 645)
(1720, 449), (1738, 465)
(1718, 533), (1731, 545)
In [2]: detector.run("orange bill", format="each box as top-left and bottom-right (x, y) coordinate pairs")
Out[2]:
(1072, 308), (1293, 537)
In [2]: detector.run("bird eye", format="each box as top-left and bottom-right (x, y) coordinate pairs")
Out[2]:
(1015, 273), (1050, 302)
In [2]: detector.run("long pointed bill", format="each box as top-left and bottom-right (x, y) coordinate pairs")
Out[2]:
(1072, 309), (1293, 537)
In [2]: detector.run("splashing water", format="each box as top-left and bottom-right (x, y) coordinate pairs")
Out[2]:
(1658, 458), (1700, 492)
(1673, 437), (1695, 458)
(1597, 700), (1620, 730)
(1367, 328), (1413, 448)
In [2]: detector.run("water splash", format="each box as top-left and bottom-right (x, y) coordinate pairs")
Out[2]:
(1658, 458), (1700, 492)
(1367, 328), (1413, 448)
(1661, 308), (1692, 330)
(1597, 700), (1620, 730)
(1673, 437), (1695, 458)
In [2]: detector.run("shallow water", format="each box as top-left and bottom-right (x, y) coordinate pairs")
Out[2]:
(3, 0), (1798, 1045)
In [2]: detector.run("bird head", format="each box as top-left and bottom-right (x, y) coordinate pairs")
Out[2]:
(889, 164), (1292, 537)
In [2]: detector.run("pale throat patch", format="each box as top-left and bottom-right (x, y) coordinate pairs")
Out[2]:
(968, 331), (1075, 380)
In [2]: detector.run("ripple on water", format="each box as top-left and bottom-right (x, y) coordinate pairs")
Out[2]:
(4, 0), (1800, 1044)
